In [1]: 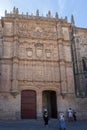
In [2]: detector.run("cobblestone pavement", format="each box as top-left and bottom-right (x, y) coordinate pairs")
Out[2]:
(0, 119), (87, 130)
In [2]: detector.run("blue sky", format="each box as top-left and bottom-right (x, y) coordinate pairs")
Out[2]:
(0, 0), (87, 28)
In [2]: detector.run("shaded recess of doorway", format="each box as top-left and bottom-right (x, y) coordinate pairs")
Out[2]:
(21, 90), (36, 119)
(42, 90), (57, 118)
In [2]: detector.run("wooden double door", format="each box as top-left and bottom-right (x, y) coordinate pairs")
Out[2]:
(21, 90), (36, 119)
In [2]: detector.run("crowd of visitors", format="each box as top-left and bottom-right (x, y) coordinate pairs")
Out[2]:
(43, 107), (77, 130)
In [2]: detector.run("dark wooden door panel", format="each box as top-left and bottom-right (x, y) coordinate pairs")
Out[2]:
(21, 104), (36, 110)
(22, 91), (36, 97)
(21, 90), (36, 119)
(21, 111), (36, 119)
(21, 98), (36, 103)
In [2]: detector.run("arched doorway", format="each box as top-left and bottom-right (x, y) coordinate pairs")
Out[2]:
(21, 90), (36, 119)
(42, 90), (57, 118)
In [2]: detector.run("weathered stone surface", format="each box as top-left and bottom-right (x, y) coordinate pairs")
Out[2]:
(0, 8), (87, 120)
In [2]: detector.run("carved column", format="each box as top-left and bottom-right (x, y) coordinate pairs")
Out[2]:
(36, 91), (43, 119)
(58, 42), (67, 94)
(11, 57), (18, 92)
(11, 21), (19, 94)
(57, 23), (67, 95)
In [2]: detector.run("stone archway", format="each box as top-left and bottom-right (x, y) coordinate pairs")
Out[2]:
(42, 90), (57, 118)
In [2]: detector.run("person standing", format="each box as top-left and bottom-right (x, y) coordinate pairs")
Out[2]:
(59, 112), (66, 130)
(43, 109), (49, 127)
(73, 111), (77, 121)
(67, 108), (73, 121)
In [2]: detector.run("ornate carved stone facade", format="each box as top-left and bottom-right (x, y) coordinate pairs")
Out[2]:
(0, 7), (87, 120)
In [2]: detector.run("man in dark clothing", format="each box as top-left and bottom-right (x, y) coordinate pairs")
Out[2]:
(73, 111), (77, 121)
(43, 109), (49, 127)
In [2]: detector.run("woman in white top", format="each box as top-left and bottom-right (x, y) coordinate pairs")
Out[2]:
(67, 108), (73, 121)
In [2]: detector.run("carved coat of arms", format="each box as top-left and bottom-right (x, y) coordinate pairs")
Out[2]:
(35, 43), (43, 58)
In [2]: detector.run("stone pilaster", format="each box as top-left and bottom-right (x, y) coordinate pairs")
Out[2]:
(11, 57), (18, 92)
(57, 41), (67, 95)
(11, 34), (19, 94)
(59, 61), (67, 94)
(36, 91), (43, 119)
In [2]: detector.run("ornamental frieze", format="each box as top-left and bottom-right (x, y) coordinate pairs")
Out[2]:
(78, 34), (87, 45)
(17, 22), (57, 39)
(18, 41), (60, 60)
